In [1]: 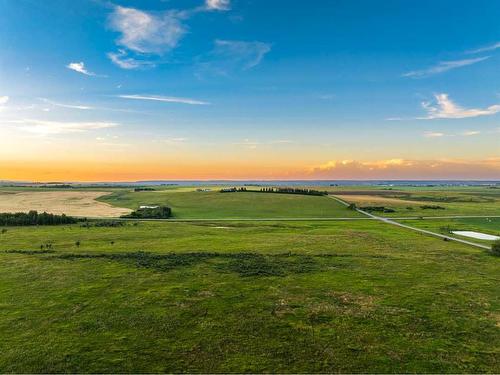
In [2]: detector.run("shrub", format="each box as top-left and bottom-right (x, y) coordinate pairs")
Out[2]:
(492, 240), (500, 256)
(360, 206), (396, 213)
(420, 205), (445, 210)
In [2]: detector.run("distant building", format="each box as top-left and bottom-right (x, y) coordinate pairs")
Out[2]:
(139, 205), (159, 209)
(196, 188), (211, 192)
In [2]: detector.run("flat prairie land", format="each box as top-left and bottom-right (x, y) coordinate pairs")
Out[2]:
(397, 217), (500, 245)
(0, 191), (131, 217)
(0, 220), (498, 373)
(331, 186), (500, 217)
(98, 190), (363, 219)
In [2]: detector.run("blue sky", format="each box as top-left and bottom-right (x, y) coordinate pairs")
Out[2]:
(0, 0), (499, 180)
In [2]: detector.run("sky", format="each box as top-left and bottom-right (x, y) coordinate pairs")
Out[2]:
(0, 0), (499, 181)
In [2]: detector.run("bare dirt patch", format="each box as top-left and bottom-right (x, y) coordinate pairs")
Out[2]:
(0, 191), (131, 218)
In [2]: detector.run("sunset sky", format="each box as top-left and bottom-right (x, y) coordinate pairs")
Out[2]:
(0, 0), (499, 181)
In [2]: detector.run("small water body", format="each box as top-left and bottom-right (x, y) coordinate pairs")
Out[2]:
(451, 231), (500, 241)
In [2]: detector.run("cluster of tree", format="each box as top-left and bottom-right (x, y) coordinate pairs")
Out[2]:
(360, 206), (396, 213)
(122, 206), (172, 219)
(420, 205), (445, 210)
(0, 211), (78, 226)
(259, 187), (328, 196)
(220, 187), (328, 196)
(134, 187), (156, 192)
(220, 187), (245, 193)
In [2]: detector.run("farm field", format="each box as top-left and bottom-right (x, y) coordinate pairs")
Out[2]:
(98, 189), (363, 219)
(0, 190), (131, 217)
(0, 219), (499, 373)
(330, 186), (500, 217)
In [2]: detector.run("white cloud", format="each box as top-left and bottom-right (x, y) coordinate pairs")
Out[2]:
(403, 57), (489, 78)
(205, 0), (231, 11)
(213, 40), (271, 69)
(66, 62), (96, 76)
(118, 94), (210, 105)
(423, 131), (445, 138)
(461, 130), (480, 136)
(234, 139), (294, 149)
(160, 137), (189, 144)
(419, 93), (500, 119)
(39, 98), (93, 110)
(8, 119), (118, 135)
(467, 42), (500, 54)
(107, 50), (156, 70)
(0, 96), (9, 105)
(108, 6), (186, 54)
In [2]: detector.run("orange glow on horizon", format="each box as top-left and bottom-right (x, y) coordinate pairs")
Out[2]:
(1, 157), (499, 182)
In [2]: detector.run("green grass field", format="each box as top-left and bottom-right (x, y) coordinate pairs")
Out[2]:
(330, 186), (500, 217)
(0, 220), (499, 373)
(397, 217), (500, 245)
(98, 190), (363, 219)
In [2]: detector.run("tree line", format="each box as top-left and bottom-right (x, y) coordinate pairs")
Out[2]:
(0, 211), (78, 226)
(220, 187), (328, 196)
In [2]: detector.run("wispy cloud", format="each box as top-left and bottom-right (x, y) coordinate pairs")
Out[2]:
(213, 39), (271, 70)
(234, 139), (294, 149)
(159, 137), (189, 144)
(403, 57), (489, 78)
(0, 96), (9, 105)
(108, 5), (186, 63)
(422, 130), (481, 138)
(107, 50), (157, 70)
(467, 41), (500, 54)
(8, 119), (118, 135)
(423, 131), (445, 138)
(66, 62), (97, 76)
(196, 39), (271, 77)
(39, 98), (93, 110)
(461, 130), (481, 136)
(205, 0), (231, 11)
(118, 94), (210, 105)
(419, 93), (500, 119)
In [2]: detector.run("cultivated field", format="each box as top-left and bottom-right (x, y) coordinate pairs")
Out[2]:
(0, 190), (131, 217)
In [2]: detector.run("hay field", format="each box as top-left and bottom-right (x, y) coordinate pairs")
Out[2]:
(0, 191), (131, 217)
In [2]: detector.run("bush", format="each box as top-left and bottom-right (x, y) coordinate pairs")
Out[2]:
(420, 205), (445, 210)
(360, 206), (396, 213)
(492, 240), (500, 256)
(122, 206), (172, 219)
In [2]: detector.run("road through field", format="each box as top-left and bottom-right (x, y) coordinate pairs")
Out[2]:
(329, 195), (492, 250)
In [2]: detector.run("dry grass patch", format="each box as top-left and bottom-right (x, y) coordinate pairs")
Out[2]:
(0, 191), (131, 218)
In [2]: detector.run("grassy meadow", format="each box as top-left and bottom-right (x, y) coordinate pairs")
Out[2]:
(0, 185), (499, 372)
(397, 217), (500, 246)
(98, 189), (363, 219)
(329, 186), (500, 217)
(0, 219), (499, 373)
